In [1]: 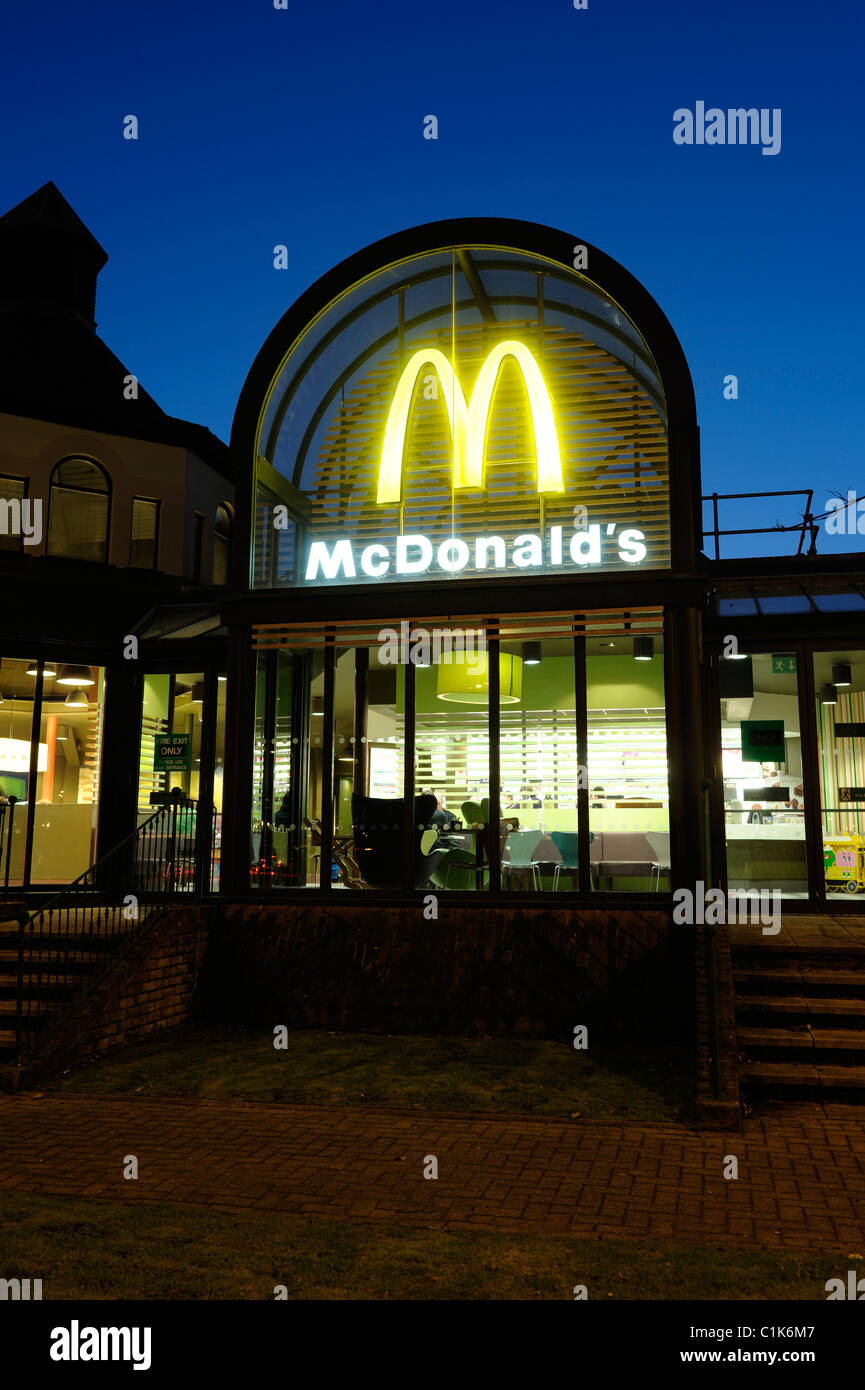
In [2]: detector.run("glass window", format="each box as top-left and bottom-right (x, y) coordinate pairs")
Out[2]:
(343, 647), (407, 891)
(252, 484), (297, 587)
(210, 674), (227, 890)
(0, 476), (27, 552)
(500, 639), (578, 892)
(720, 652), (807, 900)
(30, 663), (106, 884)
(129, 498), (160, 569)
(718, 597), (758, 616)
(193, 514), (207, 583)
(248, 623), (679, 896)
(756, 595), (811, 614)
(814, 651), (865, 901)
(415, 633), (488, 892)
(212, 505), (232, 585)
(47, 458), (110, 563)
(812, 593), (865, 613)
(0, 658), (36, 886)
(252, 246), (669, 591)
(587, 634), (669, 892)
(137, 672), (209, 893)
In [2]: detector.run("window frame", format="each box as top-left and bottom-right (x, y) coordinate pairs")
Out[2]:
(129, 496), (161, 571)
(46, 456), (112, 564)
(0, 473), (30, 554)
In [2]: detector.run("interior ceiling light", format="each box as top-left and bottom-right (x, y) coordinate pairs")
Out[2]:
(26, 661), (56, 678)
(191, 683), (205, 703)
(522, 641), (542, 665)
(820, 683), (838, 706)
(832, 662), (852, 686)
(724, 648), (749, 660)
(633, 636), (654, 662)
(436, 653), (522, 704)
(64, 688), (89, 708)
(57, 664), (95, 687)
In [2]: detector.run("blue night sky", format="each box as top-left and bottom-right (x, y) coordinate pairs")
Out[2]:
(1, 0), (861, 557)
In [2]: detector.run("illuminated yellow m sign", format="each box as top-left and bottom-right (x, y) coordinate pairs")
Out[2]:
(377, 339), (563, 504)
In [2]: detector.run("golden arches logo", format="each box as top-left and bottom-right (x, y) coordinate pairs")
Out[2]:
(377, 339), (563, 504)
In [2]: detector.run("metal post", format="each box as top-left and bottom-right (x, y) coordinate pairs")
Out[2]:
(574, 633), (591, 894)
(320, 636), (336, 894)
(488, 623), (501, 895)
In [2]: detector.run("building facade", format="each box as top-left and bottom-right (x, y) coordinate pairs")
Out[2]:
(3, 192), (864, 917)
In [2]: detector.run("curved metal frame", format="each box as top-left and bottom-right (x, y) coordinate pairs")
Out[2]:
(231, 216), (701, 588)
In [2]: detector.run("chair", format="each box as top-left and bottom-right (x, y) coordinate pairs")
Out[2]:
(303, 816), (323, 881)
(646, 831), (671, 890)
(502, 829), (544, 890)
(550, 830), (589, 891)
(351, 793), (442, 888)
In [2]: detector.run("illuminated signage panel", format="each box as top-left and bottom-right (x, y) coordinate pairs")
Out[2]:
(253, 245), (670, 588)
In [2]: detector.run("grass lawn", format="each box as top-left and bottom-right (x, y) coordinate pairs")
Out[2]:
(0, 1193), (838, 1299)
(50, 1026), (692, 1122)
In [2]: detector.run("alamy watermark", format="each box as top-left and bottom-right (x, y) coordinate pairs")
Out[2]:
(0, 1276), (42, 1299)
(823, 491), (865, 535)
(673, 103), (781, 156)
(673, 881), (781, 934)
(0, 497), (41, 545)
(378, 620), (486, 668)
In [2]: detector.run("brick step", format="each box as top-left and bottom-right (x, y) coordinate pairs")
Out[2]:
(0, 999), (59, 1020)
(733, 946), (865, 968)
(733, 967), (865, 995)
(740, 1061), (865, 1096)
(0, 933), (124, 954)
(735, 995), (865, 1024)
(0, 977), (77, 999)
(738, 1026), (865, 1064)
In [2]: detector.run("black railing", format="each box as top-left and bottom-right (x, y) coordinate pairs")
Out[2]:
(0, 796), (20, 892)
(703, 489), (816, 562)
(14, 793), (215, 1063)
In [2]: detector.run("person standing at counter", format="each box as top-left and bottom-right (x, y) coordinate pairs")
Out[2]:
(747, 803), (773, 825)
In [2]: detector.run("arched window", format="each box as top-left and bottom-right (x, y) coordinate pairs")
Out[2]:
(46, 457), (111, 563)
(212, 503), (232, 585)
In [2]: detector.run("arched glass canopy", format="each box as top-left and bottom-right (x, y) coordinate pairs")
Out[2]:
(250, 244), (670, 589)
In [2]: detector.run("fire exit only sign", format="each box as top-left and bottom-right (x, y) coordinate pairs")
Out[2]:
(154, 733), (191, 772)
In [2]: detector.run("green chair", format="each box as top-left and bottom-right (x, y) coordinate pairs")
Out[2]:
(550, 830), (594, 889)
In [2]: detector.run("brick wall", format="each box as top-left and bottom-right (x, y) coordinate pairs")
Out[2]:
(694, 921), (741, 1129)
(195, 901), (684, 1042)
(26, 907), (209, 1083)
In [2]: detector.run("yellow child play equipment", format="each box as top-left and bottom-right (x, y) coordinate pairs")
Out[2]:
(824, 834), (865, 894)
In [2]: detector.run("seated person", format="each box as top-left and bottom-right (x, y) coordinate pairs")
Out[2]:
(427, 791), (459, 832)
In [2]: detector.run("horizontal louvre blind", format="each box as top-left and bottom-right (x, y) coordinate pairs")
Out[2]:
(252, 607), (664, 650)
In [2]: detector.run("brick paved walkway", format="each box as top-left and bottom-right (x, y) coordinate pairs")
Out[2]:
(1, 1094), (864, 1251)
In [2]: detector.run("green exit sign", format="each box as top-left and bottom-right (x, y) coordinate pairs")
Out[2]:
(771, 654), (797, 675)
(154, 733), (191, 772)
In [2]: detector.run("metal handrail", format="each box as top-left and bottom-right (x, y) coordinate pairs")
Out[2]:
(702, 489), (816, 561)
(14, 797), (214, 1063)
(0, 797), (19, 891)
(703, 783), (721, 1099)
